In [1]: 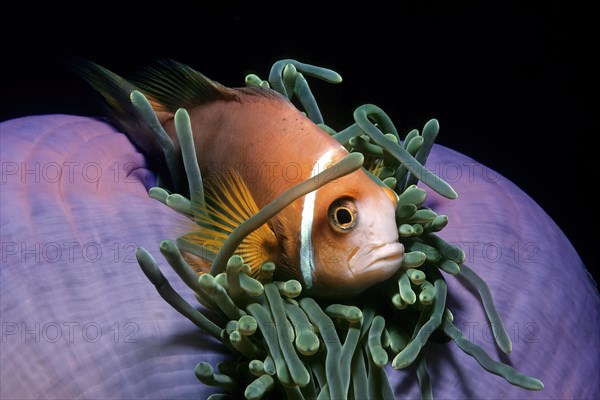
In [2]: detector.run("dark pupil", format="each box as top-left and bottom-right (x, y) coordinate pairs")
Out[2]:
(336, 208), (353, 225)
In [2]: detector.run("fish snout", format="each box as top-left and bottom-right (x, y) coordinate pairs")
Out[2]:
(311, 241), (404, 298)
(347, 241), (404, 275)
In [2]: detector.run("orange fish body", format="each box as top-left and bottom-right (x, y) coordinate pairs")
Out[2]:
(80, 60), (404, 298)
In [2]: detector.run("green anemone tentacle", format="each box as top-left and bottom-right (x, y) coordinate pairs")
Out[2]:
(134, 59), (544, 400)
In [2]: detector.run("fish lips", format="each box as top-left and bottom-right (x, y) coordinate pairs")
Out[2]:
(347, 242), (405, 278)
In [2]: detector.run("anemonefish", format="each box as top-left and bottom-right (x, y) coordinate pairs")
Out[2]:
(79, 60), (404, 298)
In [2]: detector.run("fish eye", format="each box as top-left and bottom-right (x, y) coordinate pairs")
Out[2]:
(328, 198), (358, 233)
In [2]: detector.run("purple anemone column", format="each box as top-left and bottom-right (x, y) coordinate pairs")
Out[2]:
(1, 115), (598, 399)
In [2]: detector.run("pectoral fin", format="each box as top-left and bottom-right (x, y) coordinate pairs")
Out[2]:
(180, 170), (279, 277)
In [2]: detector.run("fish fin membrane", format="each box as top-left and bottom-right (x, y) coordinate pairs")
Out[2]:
(131, 59), (239, 112)
(365, 157), (384, 176)
(178, 250), (213, 274)
(73, 59), (181, 185)
(181, 169), (279, 278)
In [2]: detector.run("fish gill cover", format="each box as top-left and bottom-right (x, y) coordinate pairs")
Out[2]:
(127, 59), (543, 399)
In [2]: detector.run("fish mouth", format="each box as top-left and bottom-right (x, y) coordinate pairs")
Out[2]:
(348, 242), (404, 275)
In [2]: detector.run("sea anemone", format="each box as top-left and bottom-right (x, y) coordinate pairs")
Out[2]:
(0, 60), (598, 400)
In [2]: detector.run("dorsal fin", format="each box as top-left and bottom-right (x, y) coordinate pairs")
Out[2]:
(131, 59), (239, 112)
(179, 170), (280, 278)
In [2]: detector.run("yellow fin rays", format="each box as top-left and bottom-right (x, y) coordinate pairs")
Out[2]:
(181, 170), (278, 277)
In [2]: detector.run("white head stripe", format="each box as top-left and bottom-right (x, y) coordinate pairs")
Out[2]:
(300, 149), (336, 288)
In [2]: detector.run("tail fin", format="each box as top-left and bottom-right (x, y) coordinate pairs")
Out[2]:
(72, 59), (182, 191)
(72, 59), (243, 193)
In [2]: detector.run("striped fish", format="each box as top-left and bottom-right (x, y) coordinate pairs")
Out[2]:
(79, 60), (404, 298)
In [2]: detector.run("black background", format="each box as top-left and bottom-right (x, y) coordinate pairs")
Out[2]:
(1, 3), (597, 282)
